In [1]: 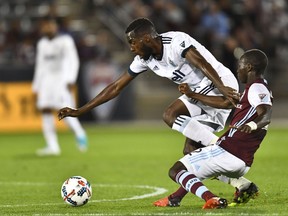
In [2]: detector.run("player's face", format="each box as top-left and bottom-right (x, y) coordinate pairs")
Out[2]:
(127, 35), (152, 60)
(41, 20), (58, 38)
(237, 58), (248, 83)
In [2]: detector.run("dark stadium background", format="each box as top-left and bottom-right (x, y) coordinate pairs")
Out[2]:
(0, 0), (287, 130)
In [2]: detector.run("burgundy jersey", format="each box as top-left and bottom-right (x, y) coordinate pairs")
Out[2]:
(218, 78), (273, 166)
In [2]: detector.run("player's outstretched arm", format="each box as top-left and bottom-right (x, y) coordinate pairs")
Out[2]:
(184, 48), (239, 105)
(58, 71), (135, 120)
(178, 83), (236, 109)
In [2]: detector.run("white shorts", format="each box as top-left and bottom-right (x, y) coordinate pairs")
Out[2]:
(37, 86), (75, 110)
(179, 145), (250, 180)
(179, 74), (239, 132)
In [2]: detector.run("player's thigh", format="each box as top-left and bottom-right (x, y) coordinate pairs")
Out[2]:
(163, 99), (190, 126)
(179, 145), (248, 180)
(178, 94), (203, 117)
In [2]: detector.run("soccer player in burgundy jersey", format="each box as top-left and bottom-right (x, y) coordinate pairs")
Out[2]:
(154, 49), (272, 209)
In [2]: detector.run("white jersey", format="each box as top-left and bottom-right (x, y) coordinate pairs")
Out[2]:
(32, 34), (79, 109)
(129, 31), (233, 88)
(129, 31), (239, 132)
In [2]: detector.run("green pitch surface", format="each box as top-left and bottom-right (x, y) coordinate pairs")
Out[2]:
(0, 123), (288, 215)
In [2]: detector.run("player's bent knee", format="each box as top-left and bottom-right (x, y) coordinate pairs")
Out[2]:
(168, 161), (187, 182)
(168, 167), (177, 181)
(162, 108), (176, 127)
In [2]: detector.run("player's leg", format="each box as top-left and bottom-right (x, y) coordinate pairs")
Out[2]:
(156, 146), (235, 209)
(64, 117), (88, 152)
(158, 99), (218, 206)
(163, 98), (219, 146)
(217, 175), (259, 205)
(63, 90), (88, 151)
(169, 161), (227, 209)
(36, 108), (60, 156)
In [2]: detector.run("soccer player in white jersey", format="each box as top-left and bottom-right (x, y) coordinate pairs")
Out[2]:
(32, 17), (87, 156)
(58, 18), (254, 199)
(154, 49), (272, 209)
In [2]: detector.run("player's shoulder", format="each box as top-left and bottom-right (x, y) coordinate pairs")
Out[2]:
(248, 79), (271, 94)
(56, 33), (74, 41)
(161, 31), (193, 41)
(250, 79), (269, 88)
(161, 31), (195, 50)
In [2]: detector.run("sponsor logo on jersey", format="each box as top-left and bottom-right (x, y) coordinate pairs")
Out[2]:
(171, 70), (185, 81)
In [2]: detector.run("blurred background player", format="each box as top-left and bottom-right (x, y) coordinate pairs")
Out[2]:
(57, 18), (256, 198)
(154, 49), (272, 209)
(32, 17), (87, 156)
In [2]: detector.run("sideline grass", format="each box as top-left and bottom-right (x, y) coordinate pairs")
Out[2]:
(0, 123), (287, 215)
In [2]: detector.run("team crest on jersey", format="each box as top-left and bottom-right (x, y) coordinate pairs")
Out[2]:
(180, 41), (185, 48)
(258, 93), (267, 101)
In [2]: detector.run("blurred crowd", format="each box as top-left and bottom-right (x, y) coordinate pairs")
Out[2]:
(0, 0), (287, 77)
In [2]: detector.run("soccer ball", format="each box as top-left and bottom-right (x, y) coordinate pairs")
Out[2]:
(61, 176), (92, 206)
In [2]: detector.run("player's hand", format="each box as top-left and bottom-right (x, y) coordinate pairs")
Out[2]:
(218, 86), (240, 107)
(229, 125), (253, 133)
(237, 125), (253, 133)
(178, 83), (193, 95)
(58, 107), (80, 120)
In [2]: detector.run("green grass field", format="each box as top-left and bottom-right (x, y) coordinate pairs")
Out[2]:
(0, 122), (288, 215)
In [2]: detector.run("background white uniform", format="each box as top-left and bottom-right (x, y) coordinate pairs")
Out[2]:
(32, 34), (79, 109)
(129, 31), (238, 135)
(32, 33), (87, 155)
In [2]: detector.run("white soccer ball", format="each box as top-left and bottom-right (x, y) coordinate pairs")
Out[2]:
(61, 176), (92, 206)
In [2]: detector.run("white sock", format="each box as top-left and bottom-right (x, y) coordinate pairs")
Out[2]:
(42, 113), (60, 152)
(64, 117), (86, 139)
(217, 175), (252, 191)
(172, 115), (218, 146)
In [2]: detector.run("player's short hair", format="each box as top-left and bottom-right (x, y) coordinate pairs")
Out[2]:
(125, 18), (158, 38)
(42, 15), (57, 23)
(242, 49), (268, 74)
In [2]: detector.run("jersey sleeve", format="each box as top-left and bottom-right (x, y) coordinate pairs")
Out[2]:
(32, 40), (43, 93)
(171, 32), (196, 58)
(62, 35), (80, 85)
(248, 83), (272, 108)
(128, 55), (148, 77)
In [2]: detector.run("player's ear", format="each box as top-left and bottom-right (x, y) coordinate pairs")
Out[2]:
(143, 34), (151, 43)
(246, 63), (253, 72)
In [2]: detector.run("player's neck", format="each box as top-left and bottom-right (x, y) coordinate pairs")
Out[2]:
(152, 37), (163, 60)
(247, 73), (263, 85)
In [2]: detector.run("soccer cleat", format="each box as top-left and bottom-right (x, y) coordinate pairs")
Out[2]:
(231, 182), (259, 205)
(77, 136), (88, 152)
(153, 196), (181, 207)
(36, 147), (60, 156)
(202, 197), (228, 209)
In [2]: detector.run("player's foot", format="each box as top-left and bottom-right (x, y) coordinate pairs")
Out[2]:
(36, 147), (60, 156)
(202, 197), (228, 209)
(77, 136), (88, 152)
(153, 196), (181, 207)
(230, 182), (259, 206)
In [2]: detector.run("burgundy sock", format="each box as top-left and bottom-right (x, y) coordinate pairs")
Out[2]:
(169, 186), (188, 200)
(202, 191), (216, 201)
